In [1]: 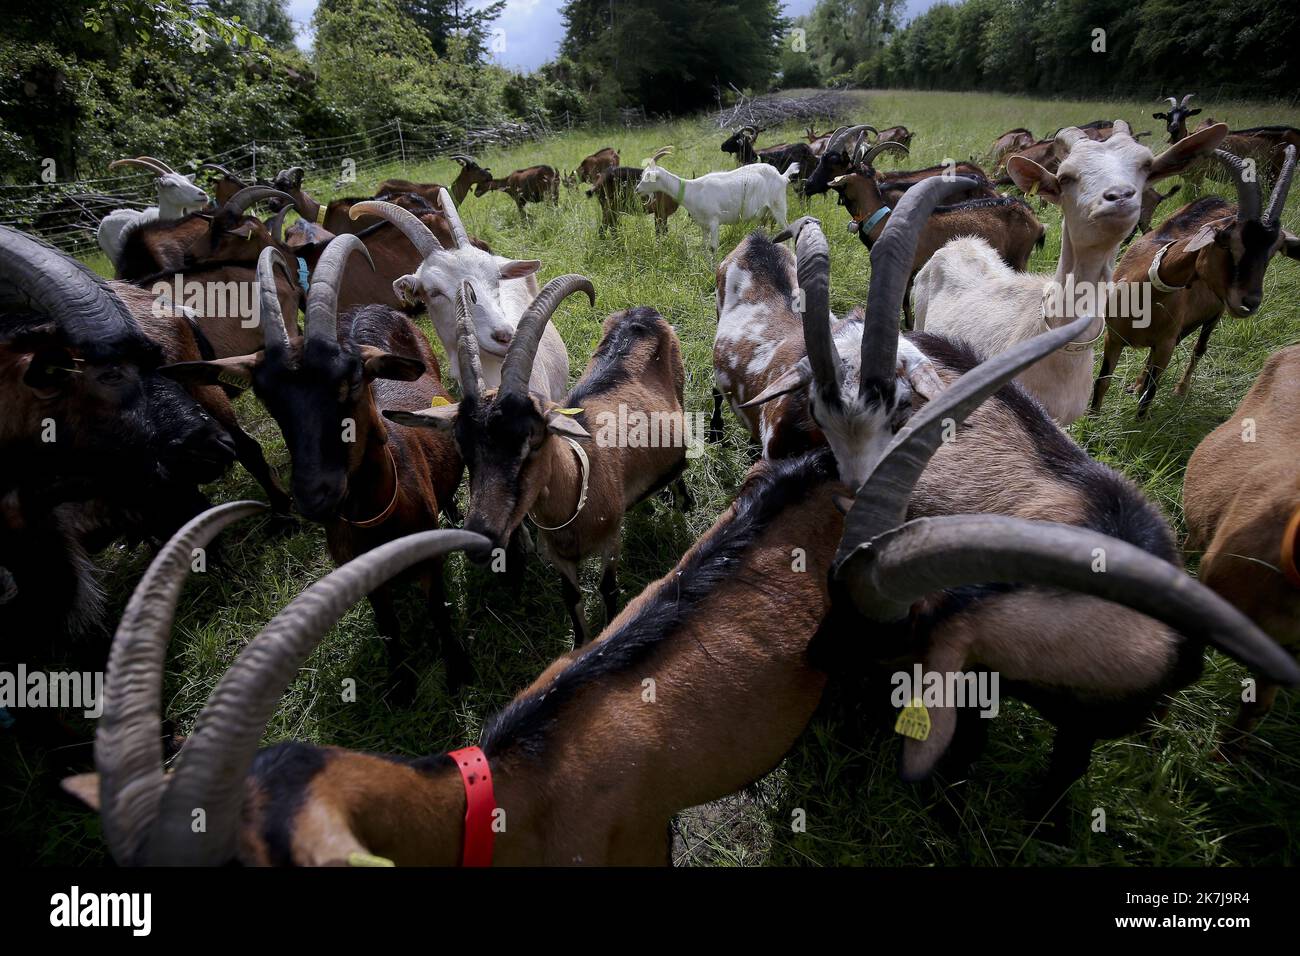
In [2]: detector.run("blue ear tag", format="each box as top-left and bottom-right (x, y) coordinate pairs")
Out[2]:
(297, 257), (310, 293)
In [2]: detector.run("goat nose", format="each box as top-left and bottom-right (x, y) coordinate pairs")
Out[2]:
(1240, 294), (1261, 314)
(492, 328), (513, 346)
(1104, 185), (1137, 203)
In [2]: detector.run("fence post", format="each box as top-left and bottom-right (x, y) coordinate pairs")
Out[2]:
(251, 140), (258, 180)
(396, 119), (407, 169)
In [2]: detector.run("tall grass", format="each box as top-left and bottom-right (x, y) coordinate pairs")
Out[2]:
(7, 89), (1299, 866)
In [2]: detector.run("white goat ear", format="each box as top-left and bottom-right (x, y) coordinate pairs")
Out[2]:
(499, 259), (541, 280)
(393, 274), (421, 306)
(383, 403), (459, 430)
(1007, 156), (1061, 203)
(739, 360), (812, 409)
(546, 409), (591, 439)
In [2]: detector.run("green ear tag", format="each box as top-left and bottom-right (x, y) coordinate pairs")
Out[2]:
(895, 698), (931, 741)
(348, 852), (395, 867)
(430, 396), (451, 407)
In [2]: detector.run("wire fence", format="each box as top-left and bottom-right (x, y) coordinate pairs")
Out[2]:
(0, 108), (655, 258)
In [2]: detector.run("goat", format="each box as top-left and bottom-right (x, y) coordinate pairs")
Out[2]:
(158, 241), (466, 686)
(67, 205), (1297, 861)
(913, 120), (1228, 425)
(1093, 148), (1299, 416)
(198, 162), (261, 207)
(269, 167), (420, 235)
(586, 165), (679, 237)
(802, 124), (882, 196)
(352, 192), (568, 400)
(806, 124), (835, 156)
(386, 280), (690, 644)
(575, 146), (620, 184)
(989, 127), (1036, 174)
(1154, 94), (1203, 144)
(720, 127), (815, 184)
(741, 187), (1300, 828)
(1220, 125), (1300, 184)
(1184, 344), (1300, 755)
(97, 156), (210, 268)
(1136, 182), (1182, 234)
(475, 164), (561, 215)
(876, 125), (914, 148)
(635, 146), (792, 253)
(449, 155), (495, 204)
(373, 178), (447, 208)
(829, 171), (1043, 329)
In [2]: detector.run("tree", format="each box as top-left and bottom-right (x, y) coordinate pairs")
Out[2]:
(208, 0), (298, 50)
(400, 0), (506, 61)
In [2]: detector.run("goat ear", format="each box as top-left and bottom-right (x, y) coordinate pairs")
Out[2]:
(1150, 122), (1229, 181)
(1183, 224), (1220, 254)
(739, 360), (812, 408)
(1153, 112), (1168, 120)
(60, 773), (102, 810)
(1282, 231), (1300, 260)
(393, 274), (422, 307)
(383, 403), (459, 430)
(1188, 108), (1203, 116)
(1007, 156), (1061, 203)
(900, 352), (945, 403)
(21, 346), (78, 395)
(360, 345), (425, 382)
(546, 410), (591, 439)
(499, 259), (541, 280)
(157, 355), (258, 390)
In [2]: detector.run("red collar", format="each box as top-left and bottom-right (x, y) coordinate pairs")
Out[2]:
(448, 746), (496, 866)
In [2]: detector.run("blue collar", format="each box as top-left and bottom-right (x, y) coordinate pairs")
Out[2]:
(861, 205), (891, 235)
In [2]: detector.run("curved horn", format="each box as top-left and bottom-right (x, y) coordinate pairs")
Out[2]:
(1163, 96), (1179, 111)
(135, 155), (178, 175)
(455, 280), (483, 401)
(256, 246), (292, 354)
(861, 139), (909, 167)
(1179, 93), (1196, 109)
(437, 188), (472, 249)
(266, 206), (288, 247)
(859, 176), (982, 395)
(199, 162), (242, 181)
(348, 199), (442, 258)
(305, 233), (373, 345)
(499, 274), (596, 398)
(837, 513), (1300, 687)
(94, 500), (267, 866)
(789, 219), (840, 396)
(651, 146), (674, 163)
(147, 526), (490, 865)
(0, 225), (138, 353)
(1213, 150), (1262, 222)
(1262, 144), (1296, 228)
(221, 186), (296, 218)
(837, 311), (1095, 556)
(109, 157), (170, 178)
(450, 154), (477, 166)
(827, 125), (877, 156)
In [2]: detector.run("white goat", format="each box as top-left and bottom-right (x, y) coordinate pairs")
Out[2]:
(635, 146), (792, 252)
(96, 156), (210, 268)
(350, 189), (570, 402)
(913, 120), (1227, 425)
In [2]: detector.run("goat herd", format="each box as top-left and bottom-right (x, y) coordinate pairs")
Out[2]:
(3, 90), (1299, 867)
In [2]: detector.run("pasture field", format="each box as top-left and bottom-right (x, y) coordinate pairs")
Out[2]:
(6, 88), (1300, 866)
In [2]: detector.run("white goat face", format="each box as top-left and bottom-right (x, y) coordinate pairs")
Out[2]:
(635, 166), (659, 197)
(395, 247), (540, 359)
(1052, 130), (1152, 239)
(158, 173), (210, 211)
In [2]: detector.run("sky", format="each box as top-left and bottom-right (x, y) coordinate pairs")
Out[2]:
(285, 0), (939, 72)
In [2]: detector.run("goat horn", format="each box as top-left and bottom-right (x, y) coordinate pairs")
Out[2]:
(827, 125), (876, 156)
(861, 140), (909, 167)
(450, 155), (477, 166)
(838, 514), (1300, 686)
(651, 146), (674, 163)
(1213, 150), (1262, 222)
(437, 188), (472, 249)
(1164, 96), (1179, 111)
(1179, 93), (1196, 108)
(266, 207), (288, 247)
(94, 500), (267, 865)
(787, 219), (840, 397)
(148, 525), (490, 865)
(348, 200), (442, 258)
(199, 162), (242, 180)
(256, 246), (292, 354)
(1262, 144), (1296, 228)
(0, 225), (138, 353)
(499, 274), (596, 398)
(222, 186), (296, 218)
(838, 310), (1095, 556)
(859, 176), (981, 399)
(109, 157), (171, 178)
(135, 155), (178, 175)
(306, 233), (372, 346)
(455, 280), (483, 401)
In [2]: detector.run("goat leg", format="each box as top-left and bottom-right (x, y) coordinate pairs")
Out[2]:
(1136, 338), (1177, 417)
(225, 421), (292, 515)
(556, 558), (590, 646)
(1090, 330), (1125, 414)
(1173, 317), (1220, 397)
(598, 552), (620, 628)
(708, 388), (726, 443)
(1215, 679), (1279, 761)
(1029, 728), (1096, 841)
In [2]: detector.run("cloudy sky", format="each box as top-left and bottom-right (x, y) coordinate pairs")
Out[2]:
(284, 0), (938, 71)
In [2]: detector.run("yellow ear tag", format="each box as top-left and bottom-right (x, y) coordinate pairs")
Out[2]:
(553, 407), (584, 416)
(894, 698), (931, 741)
(430, 396), (451, 407)
(315, 204), (329, 226)
(216, 370), (249, 390)
(1027, 180), (1040, 197)
(347, 852), (395, 867)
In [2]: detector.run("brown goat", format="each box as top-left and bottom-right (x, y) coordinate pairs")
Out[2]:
(386, 281), (689, 644)
(373, 178), (448, 208)
(160, 241), (465, 685)
(829, 174), (1040, 328)
(990, 128), (1036, 174)
(586, 165), (678, 237)
(475, 164), (561, 214)
(576, 147), (620, 183)
(1093, 149), (1299, 416)
(876, 125), (913, 148)
(1184, 344), (1300, 754)
(449, 155), (495, 204)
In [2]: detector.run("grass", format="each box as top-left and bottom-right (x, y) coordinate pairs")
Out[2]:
(5, 88), (1300, 867)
